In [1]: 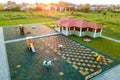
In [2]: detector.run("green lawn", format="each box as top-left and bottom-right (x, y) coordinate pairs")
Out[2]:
(0, 11), (120, 40)
(0, 17), (56, 26)
(69, 35), (120, 60)
(0, 11), (57, 26)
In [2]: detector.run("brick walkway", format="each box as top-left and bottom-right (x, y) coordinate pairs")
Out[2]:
(0, 27), (11, 80)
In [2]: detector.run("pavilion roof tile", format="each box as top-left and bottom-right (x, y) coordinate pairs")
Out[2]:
(88, 22), (102, 29)
(75, 20), (88, 28)
(57, 17), (76, 27)
(57, 17), (102, 29)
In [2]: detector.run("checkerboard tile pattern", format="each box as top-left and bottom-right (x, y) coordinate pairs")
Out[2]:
(39, 35), (113, 76)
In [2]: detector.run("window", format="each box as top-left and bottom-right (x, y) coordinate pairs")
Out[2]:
(96, 29), (101, 32)
(88, 28), (94, 32)
(63, 26), (66, 30)
(69, 27), (74, 30)
(75, 27), (80, 31)
(82, 28), (87, 31)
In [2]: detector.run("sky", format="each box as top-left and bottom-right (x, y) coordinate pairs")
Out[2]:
(0, 0), (120, 5)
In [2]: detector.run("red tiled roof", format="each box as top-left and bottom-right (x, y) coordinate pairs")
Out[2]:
(56, 17), (66, 24)
(88, 22), (102, 29)
(57, 18), (102, 29)
(75, 20), (88, 28)
(57, 17), (76, 27)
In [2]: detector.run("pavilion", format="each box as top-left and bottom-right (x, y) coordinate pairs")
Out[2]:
(56, 17), (102, 38)
(56, 17), (76, 36)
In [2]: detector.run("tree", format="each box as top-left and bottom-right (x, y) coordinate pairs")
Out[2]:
(12, 5), (21, 11)
(7, 1), (12, 5)
(0, 3), (3, 11)
(21, 2), (27, 7)
(12, 1), (16, 5)
(82, 4), (90, 12)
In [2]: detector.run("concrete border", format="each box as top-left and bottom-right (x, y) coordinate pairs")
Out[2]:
(0, 27), (11, 80)
(91, 64), (120, 80)
(101, 36), (120, 43)
(5, 33), (61, 44)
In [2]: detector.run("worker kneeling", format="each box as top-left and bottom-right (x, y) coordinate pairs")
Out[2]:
(96, 56), (102, 62)
(43, 59), (52, 71)
(94, 53), (99, 58)
(26, 37), (36, 53)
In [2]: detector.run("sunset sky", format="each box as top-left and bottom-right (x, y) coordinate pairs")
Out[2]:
(0, 0), (120, 4)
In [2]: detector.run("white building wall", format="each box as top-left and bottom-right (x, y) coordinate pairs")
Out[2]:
(55, 26), (102, 38)
(55, 27), (60, 32)
(95, 33), (101, 38)
(87, 32), (101, 38)
(81, 31), (87, 36)
(74, 31), (79, 36)
(68, 30), (74, 35)
(62, 30), (67, 36)
(87, 31), (94, 37)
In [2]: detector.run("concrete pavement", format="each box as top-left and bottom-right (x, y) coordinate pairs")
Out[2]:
(91, 64), (120, 80)
(5, 32), (61, 43)
(0, 27), (11, 80)
(101, 36), (120, 43)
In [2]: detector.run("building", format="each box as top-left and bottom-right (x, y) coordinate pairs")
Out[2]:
(56, 17), (102, 38)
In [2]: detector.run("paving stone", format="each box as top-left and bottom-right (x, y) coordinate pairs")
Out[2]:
(59, 72), (64, 76)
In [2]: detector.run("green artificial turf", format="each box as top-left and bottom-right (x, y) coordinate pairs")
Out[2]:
(6, 35), (119, 80)
(6, 40), (83, 80)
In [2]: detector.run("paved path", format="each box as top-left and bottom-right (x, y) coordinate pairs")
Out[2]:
(0, 27), (11, 80)
(5, 32), (61, 43)
(91, 64), (120, 80)
(101, 36), (120, 43)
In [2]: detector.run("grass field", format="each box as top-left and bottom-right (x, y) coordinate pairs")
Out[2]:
(69, 35), (120, 60)
(0, 11), (57, 26)
(1, 11), (119, 40)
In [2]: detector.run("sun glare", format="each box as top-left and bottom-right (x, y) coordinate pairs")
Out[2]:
(36, 0), (59, 4)
(0, 0), (119, 4)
